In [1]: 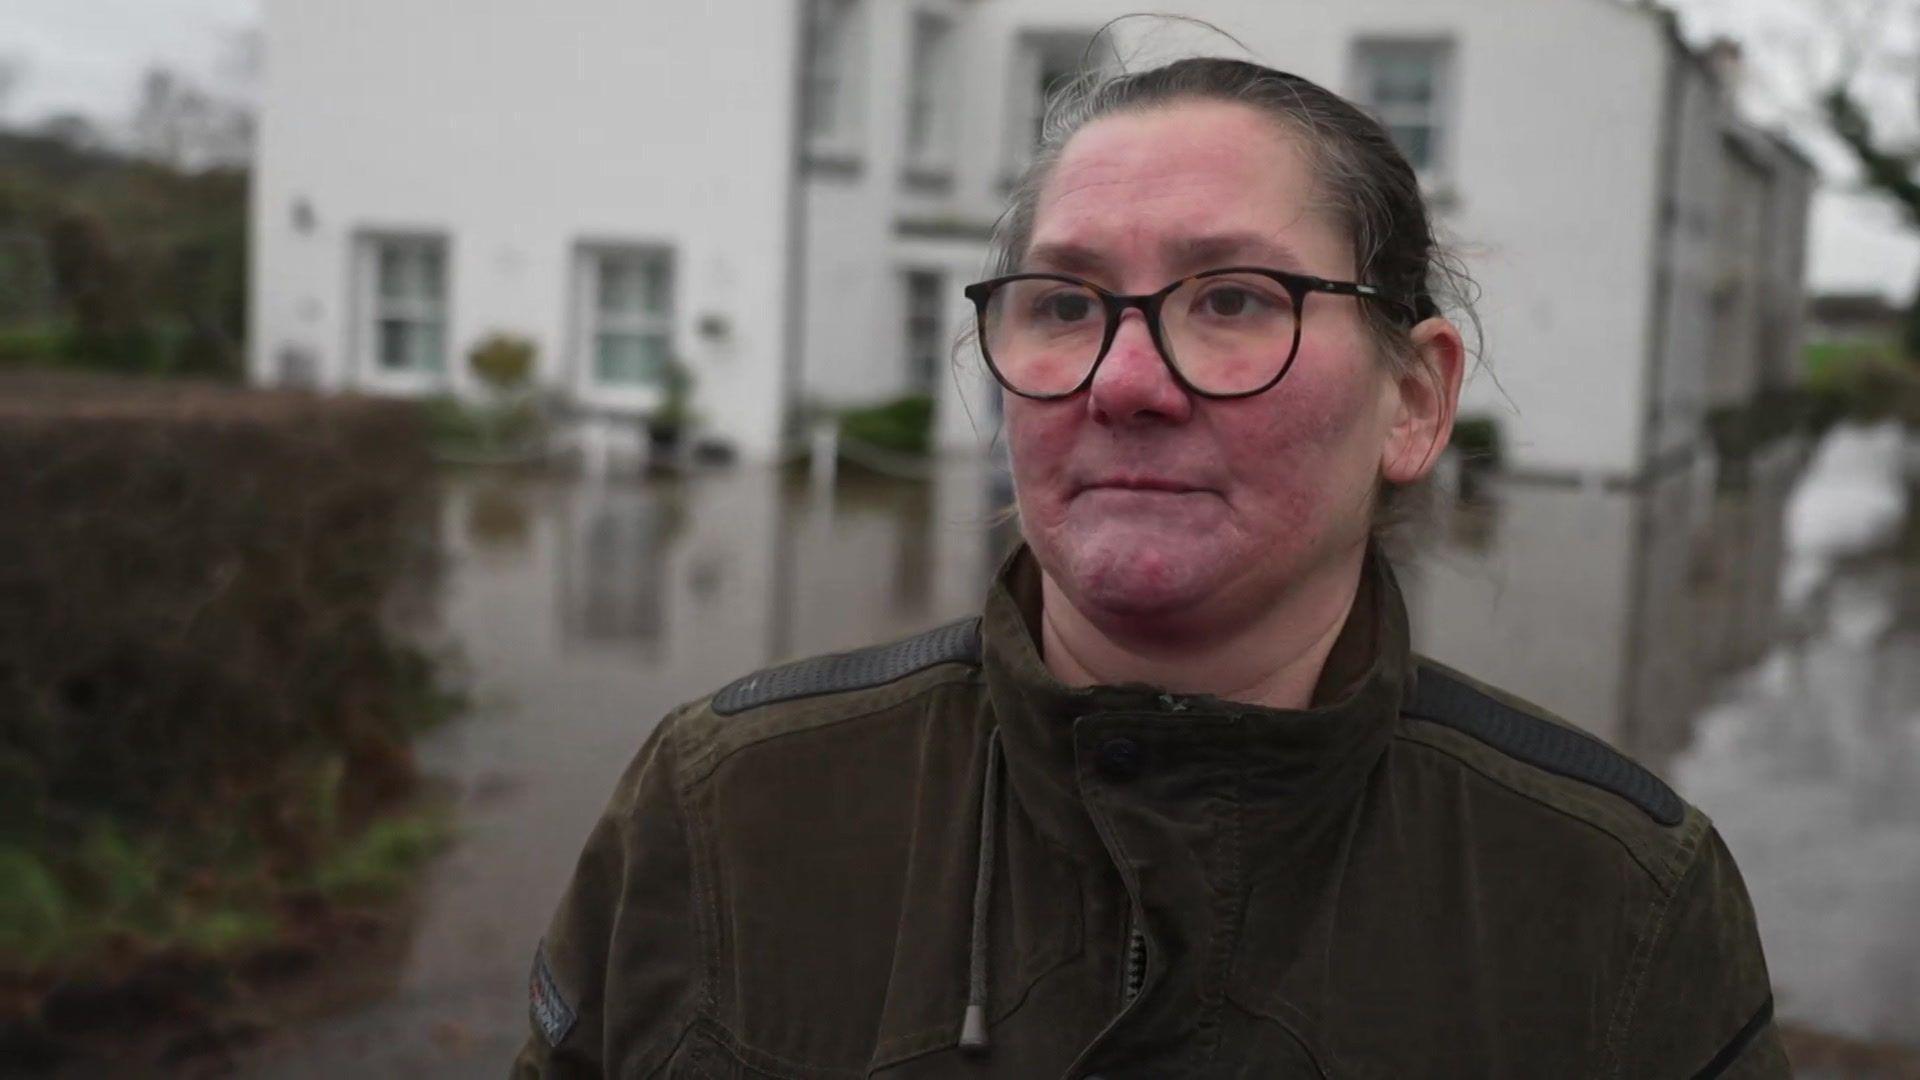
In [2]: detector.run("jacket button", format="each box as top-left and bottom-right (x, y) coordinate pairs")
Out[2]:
(1096, 737), (1141, 780)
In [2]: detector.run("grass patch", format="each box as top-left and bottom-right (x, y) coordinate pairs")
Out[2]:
(1, 800), (453, 984)
(310, 806), (454, 904)
(1802, 344), (1920, 430)
(1803, 338), (1899, 384)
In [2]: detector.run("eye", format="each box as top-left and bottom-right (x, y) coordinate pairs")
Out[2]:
(1195, 284), (1275, 318)
(1032, 290), (1096, 324)
(1204, 288), (1252, 317)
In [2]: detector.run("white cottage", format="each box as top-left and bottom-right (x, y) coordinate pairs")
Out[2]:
(250, 0), (1811, 481)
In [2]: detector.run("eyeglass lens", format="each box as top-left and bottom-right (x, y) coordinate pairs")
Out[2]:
(980, 274), (1301, 396)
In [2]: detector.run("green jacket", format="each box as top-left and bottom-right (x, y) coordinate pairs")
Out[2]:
(515, 545), (1787, 1078)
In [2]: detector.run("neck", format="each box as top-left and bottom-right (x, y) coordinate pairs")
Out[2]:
(1037, 545), (1367, 711)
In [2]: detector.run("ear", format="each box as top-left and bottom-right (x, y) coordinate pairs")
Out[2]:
(1380, 316), (1466, 485)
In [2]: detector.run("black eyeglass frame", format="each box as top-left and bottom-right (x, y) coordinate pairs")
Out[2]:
(962, 266), (1409, 401)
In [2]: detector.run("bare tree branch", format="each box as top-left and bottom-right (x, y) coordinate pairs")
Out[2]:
(1824, 83), (1920, 227)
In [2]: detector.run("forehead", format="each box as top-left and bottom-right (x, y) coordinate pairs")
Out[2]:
(1026, 100), (1346, 276)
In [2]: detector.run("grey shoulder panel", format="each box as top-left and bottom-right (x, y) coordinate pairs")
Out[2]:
(711, 617), (982, 716)
(1405, 662), (1686, 827)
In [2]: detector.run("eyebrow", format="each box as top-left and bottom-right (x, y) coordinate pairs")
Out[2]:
(1022, 240), (1111, 277)
(1023, 232), (1311, 280)
(1165, 232), (1309, 274)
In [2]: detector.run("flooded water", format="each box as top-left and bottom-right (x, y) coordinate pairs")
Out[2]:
(237, 431), (1920, 1075)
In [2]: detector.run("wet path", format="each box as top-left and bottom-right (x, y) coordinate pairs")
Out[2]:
(235, 465), (996, 1074)
(1674, 556), (1920, 1048)
(236, 433), (1918, 1075)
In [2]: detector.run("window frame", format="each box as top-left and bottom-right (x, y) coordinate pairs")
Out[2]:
(571, 241), (678, 410)
(803, 0), (867, 166)
(1003, 30), (1112, 185)
(901, 267), (946, 398)
(354, 230), (451, 393)
(902, 10), (958, 181)
(1348, 36), (1457, 187)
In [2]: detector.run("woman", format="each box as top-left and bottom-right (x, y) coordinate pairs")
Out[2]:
(516, 58), (1784, 1078)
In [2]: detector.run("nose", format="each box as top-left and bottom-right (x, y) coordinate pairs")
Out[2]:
(1087, 310), (1193, 426)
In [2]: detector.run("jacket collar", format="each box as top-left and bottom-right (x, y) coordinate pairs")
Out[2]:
(980, 540), (1414, 857)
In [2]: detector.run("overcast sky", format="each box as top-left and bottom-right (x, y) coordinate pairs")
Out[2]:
(1, 0), (1914, 299)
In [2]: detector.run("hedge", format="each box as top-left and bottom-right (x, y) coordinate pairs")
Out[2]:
(0, 373), (454, 1050)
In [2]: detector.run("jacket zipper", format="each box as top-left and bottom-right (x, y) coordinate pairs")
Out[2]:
(1121, 917), (1148, 1006)
(1118, 692), (1179, 1007)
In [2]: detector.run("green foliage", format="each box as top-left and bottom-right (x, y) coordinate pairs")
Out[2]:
(1803, 338), (1899, 383)
(310, 807), (453, 903)
(0, 375), (456, 992)
(422, 393), (547, 456)
(1450, 415), (1502, 470)
(0, 132), (246, 380)
(839, 394), (935, 456)
(0, 846), (67, 968)
(650, 355), (697, 435)
(1707, 345), (1920, 475)
(0, 324), (69, 366)
(174, 908), (280, 955)
(1801, 342), (1920, 430)
(468, 332), (537, 395)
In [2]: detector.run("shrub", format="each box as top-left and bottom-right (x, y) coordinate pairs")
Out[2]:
(468, 332), (537, 395)
(0, 133), (247, 382)
(1450, 415), (1502, 471)
(421, 393), (546, 457)
(1802, 346), (1920, 430)
(0, 373), (455, 999)
(840, 394), (935, 457)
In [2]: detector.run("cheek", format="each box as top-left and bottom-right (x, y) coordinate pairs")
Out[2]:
(1218, 341), (1388, 502)
(1004, 399), (1077, 509)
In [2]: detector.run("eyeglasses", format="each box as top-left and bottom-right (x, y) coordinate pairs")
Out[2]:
(963, 267), (1408, 400)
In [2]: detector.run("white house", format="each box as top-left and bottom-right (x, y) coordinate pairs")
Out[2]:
(251, 0), (1812, 482)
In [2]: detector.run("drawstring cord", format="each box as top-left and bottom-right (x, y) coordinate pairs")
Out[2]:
(959, 727), (1003, 1054)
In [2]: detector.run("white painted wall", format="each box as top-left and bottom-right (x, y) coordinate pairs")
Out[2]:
(796, 0), (1000, 454)
(250, 0), (800, 458)
(1650, 52), (1727, 467)
(255, 0), (1807, 473)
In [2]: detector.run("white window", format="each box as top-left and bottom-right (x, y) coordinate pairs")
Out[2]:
(804, 0), (865, 153)
(581, 246), (674, 390)
(364, 234), (447, 379)
(902, 269), (944, 396)
(1351, 39), (1454, 178)
(904, 12), (956, 172)
(1007, 32), (1107, 176)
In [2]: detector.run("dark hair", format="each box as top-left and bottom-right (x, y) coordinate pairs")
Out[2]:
(986, 55), (1484, 545)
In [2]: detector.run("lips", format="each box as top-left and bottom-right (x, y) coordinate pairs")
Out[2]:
(1079, 476), (1208, 495)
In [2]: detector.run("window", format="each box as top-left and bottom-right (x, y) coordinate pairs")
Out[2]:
(804, 0), (864, 152)
(1007, 32), (1108, 176)
(1351, 39), (1454, 177)
(367, 234), (447, 376)
(903, 269), (944, 397)
(584, 247), (674, 389)
(904, 12), (956, 172)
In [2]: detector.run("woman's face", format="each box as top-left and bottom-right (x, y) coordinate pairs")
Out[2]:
(1005, 100), (1441, 638)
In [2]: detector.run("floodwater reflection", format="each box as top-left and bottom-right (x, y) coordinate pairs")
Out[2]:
(240, 438), (1916, 1074)
(1675, 559), (1920, 1046)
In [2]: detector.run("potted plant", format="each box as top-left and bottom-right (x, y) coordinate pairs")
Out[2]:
(466, 332), (539, 454)
(646, 355), (695, 462)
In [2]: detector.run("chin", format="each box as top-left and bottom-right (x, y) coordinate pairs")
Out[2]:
(1053, 528), (1228, 624)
